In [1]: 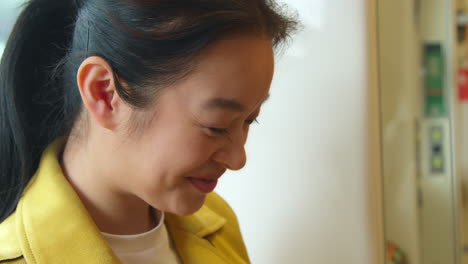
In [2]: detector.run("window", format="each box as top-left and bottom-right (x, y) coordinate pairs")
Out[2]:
(0, 1), (24, 57)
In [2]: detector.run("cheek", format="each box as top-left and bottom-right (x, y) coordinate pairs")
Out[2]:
(169, 130), (219, 172)
(134, 122), (219, 180)
(129, 128), (217, 213)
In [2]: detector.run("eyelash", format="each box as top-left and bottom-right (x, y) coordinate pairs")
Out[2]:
(207, 119), (259, 136)
(246, 118), (259, 125)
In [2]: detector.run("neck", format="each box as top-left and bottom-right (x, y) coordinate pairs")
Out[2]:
(60, 137), (159, 235)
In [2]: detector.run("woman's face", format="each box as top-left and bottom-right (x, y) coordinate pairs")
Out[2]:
(115, 34), (274, 215)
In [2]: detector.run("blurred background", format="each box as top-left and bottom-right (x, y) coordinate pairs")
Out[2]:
(378, 0), (468, 263)
(0, 1), (21, 55)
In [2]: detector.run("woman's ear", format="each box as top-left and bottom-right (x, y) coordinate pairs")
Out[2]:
(76, 56), (123, 130)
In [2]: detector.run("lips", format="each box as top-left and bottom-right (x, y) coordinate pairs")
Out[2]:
(188, 178), (218, 193)
(187, 168), (225, 193)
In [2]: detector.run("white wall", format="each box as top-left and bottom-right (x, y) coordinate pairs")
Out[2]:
(217, 0), (374, 263)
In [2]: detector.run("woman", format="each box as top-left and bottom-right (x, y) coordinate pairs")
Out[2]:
(0, 0), (297, 263)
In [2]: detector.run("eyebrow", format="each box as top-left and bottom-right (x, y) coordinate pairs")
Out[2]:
(203, 94), (270, 112)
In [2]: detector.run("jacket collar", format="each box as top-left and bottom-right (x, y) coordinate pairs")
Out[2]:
(165, 208), (229, 263)
(16, 139), (227, 264)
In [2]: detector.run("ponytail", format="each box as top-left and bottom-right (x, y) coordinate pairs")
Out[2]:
(0, 0), (82, 222)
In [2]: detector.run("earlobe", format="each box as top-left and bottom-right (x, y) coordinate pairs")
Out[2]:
(77, 56), (120, 130)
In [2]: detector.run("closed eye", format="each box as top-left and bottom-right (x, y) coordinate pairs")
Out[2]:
(205, 118), (258, 137)
(207, 127), (229, 136)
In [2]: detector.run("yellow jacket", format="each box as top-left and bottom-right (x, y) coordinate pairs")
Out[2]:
(0, 141), (250, 264)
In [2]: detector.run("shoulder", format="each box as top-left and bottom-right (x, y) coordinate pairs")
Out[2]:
(0, 212), (25, 263)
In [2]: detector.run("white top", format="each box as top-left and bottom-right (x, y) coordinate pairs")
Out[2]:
(101, 212), (181, 264)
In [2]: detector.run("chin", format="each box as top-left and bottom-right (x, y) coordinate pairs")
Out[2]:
(171, 194), (207, 216)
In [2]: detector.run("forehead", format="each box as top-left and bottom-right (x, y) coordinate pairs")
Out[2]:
(173, 34), (274, 110)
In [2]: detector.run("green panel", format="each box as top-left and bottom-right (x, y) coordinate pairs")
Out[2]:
(423, 44), (446, 117)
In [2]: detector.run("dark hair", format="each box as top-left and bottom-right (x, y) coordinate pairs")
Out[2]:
(0, 0), (298, 222)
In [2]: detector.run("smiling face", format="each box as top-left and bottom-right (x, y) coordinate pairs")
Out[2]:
(112, 34), (274, 215)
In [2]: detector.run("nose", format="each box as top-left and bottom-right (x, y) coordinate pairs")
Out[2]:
(212, 133), (247, 171)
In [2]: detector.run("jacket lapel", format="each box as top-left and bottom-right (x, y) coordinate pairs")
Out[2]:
(16, 140), (121, 264)
(165, 207), (230, 263)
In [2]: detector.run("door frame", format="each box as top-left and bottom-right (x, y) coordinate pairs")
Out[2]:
(366, 0), (385, 263)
